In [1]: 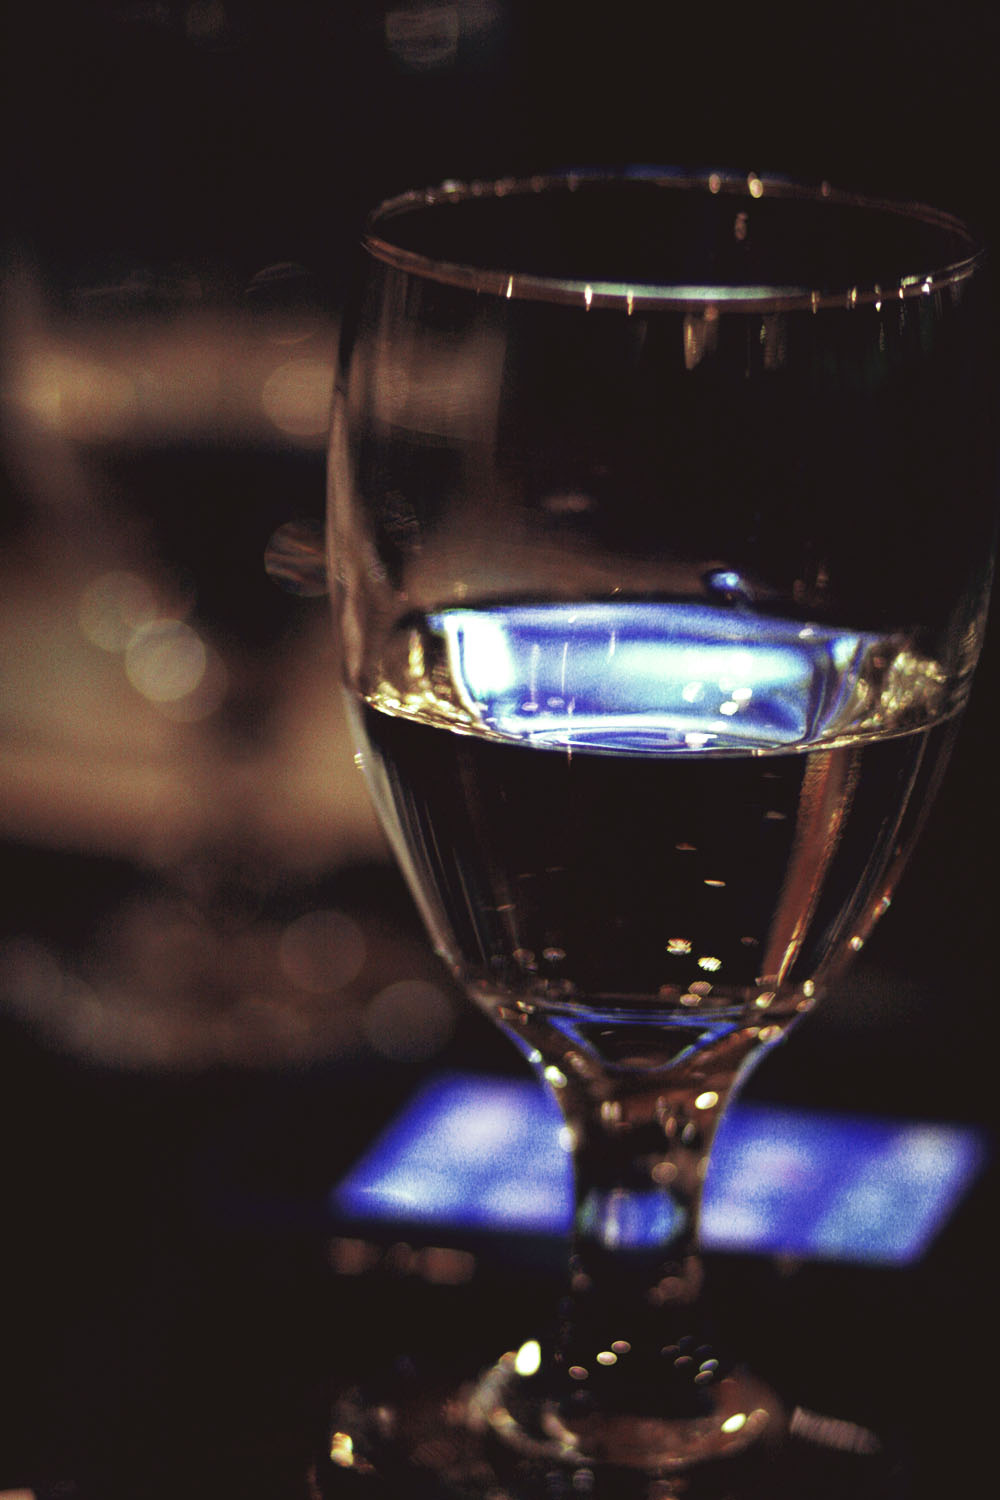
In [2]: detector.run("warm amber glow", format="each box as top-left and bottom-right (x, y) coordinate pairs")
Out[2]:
(514, 1339), (542, 1376)
(23, 350), (137, 437)
(124, 620), (207, 704)
(260, 357), (332, 438)
(329, 1432), (356, 1467)
(419, 1246), (476, 1285)
(79, 572), (159, 652)
(694, 1091), (719, 1111)
(682, 309), (719, 370)
(407, 633), (426, 682)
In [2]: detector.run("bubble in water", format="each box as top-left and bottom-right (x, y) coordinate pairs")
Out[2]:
(514, 1340), (541, 1376)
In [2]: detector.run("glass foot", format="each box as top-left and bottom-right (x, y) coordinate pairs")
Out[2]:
(316, 1355), (905, 1500)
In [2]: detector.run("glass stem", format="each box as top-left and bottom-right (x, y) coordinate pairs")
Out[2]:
(495, 1006), (783, 1446)
(563, 1107), (727, 1421)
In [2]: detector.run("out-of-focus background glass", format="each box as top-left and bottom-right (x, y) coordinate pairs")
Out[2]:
(0, 4), (998, 1495)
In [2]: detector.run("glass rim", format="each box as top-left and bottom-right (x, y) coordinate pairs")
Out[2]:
(362, 168), (986, 313)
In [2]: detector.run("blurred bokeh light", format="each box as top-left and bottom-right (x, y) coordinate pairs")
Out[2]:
(0, 249), (392, 1067)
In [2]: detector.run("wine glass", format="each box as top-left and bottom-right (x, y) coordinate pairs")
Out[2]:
(324, 170), (993, 1496)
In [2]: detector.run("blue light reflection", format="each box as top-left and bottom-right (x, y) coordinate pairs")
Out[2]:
(430, 602), (882, 751)
(332, 1073), (986, 1266)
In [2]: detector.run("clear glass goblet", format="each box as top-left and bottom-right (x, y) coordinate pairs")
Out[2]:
(324, 170), (993, 1497)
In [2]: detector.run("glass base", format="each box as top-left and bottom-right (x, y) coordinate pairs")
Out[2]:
(317, 1354), (905, 1500)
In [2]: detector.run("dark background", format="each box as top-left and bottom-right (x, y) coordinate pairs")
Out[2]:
(5, 1), (1000, 300)
(1, 5), (998, 1498)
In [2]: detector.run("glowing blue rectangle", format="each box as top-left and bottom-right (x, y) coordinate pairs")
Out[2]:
(703, 1102), (986, 1264)
(428, 602), (884, 751)
(334, 1074), (570, 1235)
(332, 1073), (986, 1267)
